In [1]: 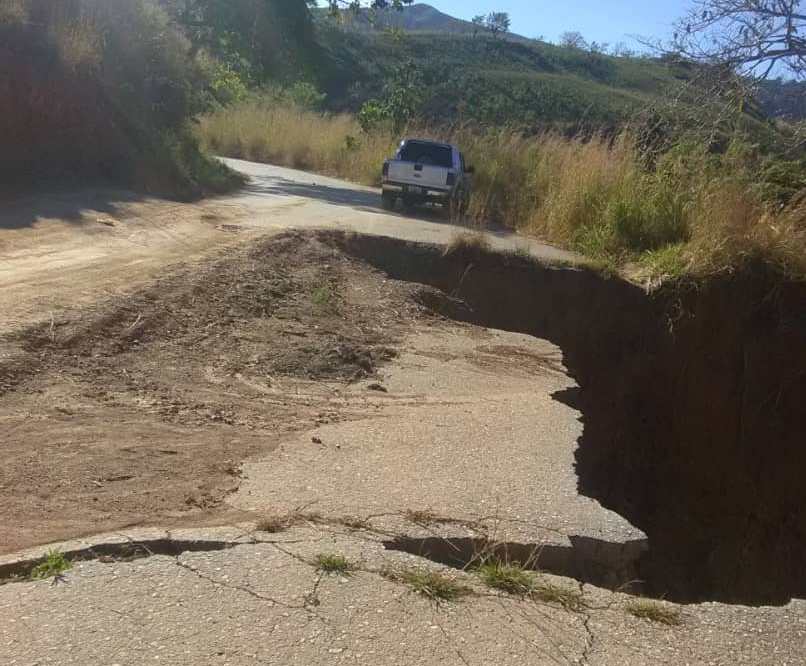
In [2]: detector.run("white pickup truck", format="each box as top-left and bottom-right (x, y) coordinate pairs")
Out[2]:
(381, 139), (473, 216)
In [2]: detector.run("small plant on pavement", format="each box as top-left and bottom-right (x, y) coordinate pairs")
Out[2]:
(315, 553), (353, 575)
(625, 598), (682, 625)
(256, 515), (292, 533)
(403, 509), (443, 525)
(531, 579), (586, 611)
(30, 550), (71, 580)
(386, 567), (471, 602)
(444, 232), (491, 257)
(256, 510), (322, 534)
(476, 559), (586, 610)
(476, 560), (536, 595)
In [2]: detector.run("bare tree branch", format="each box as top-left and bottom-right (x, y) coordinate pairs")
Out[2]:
(671, 0), (806, 80)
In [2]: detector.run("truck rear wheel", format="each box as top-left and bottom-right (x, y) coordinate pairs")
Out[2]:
(449, 194), (468, 221)
(381, 192), (396, 210)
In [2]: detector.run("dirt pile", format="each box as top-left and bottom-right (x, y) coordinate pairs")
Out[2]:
(330, 231), (806, 604)
(0, 232), (421, 552)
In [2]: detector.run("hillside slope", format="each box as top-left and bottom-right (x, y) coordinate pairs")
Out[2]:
(313, 4), (801, 128)
(314, 18), (686, 129)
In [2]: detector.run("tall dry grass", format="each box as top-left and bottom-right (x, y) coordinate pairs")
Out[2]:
(199, 101), (396, 185)
(199, 100), (806, 279)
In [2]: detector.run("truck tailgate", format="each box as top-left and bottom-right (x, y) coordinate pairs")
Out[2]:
(388, 162), (448, 189)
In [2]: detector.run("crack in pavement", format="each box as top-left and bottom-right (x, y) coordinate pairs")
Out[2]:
(173, 558), (312, 613)
(579, 583), (595, 665)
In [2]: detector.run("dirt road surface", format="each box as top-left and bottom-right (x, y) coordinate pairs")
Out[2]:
(2, 161), (804, 664)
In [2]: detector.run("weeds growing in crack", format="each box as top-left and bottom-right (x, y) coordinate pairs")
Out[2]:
(404, 509), (444, 526)
(384, 567), (472, 602)
(625, 599), (682, 626)
(336, 516), (371, 530)
(256, 510), (323, 533)
(256, 515), (292, 533)
(315, 553), (353, 575)
(444, 232), (491, 257)
(531, 580), (586, 612)
(30, 550), (71, 581)
(476, 560), (536, 596)
(474, 558), (586, 611)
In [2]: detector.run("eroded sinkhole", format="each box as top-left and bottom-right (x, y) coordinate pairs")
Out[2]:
(384, 536), (650, 597)
(323, 230), (806, 606)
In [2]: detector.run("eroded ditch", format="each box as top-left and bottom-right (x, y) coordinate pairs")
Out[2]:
(326, 230), (806, 605)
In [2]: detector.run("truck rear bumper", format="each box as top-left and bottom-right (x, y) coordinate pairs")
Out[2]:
(383, 182), (451, 202)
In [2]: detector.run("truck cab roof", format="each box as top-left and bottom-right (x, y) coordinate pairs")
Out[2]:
(394, 139), (456, 169)
(399, 138), (454, 149)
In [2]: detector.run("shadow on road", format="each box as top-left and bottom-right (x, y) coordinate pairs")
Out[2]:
(0, 187), (142, 230)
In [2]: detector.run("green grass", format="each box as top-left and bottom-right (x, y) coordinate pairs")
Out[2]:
(476, 561), (536, 595)
(315, 553), (353, 575)
(30, 550), (71, 580)
(314, 26), (682, 129)
(311, 285), (334, 308)
(475, 560), (586, 610)
(625, 598), (682, 626)
(387, 567), (471, 602)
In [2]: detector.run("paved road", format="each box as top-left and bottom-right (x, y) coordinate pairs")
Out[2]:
(220, 158), (576, 262)
(3, 162), (805, 664)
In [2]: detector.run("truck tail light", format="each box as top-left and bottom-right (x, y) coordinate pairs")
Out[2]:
(446, 172), (456, 187)
(382, 161), (389, 177)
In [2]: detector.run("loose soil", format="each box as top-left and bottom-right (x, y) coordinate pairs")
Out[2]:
(0, 232), (428, 553)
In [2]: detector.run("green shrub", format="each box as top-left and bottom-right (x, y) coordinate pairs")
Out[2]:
(31, 550), (71, 580)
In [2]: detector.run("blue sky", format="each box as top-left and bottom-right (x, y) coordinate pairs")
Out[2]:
(420, 1), (688, 47)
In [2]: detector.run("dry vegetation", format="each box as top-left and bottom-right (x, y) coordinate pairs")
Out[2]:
(199, 100), (395, 185)
(1, 0), (240, 196)
(199, 101), (806, 280)
(625, 598), (682, 626)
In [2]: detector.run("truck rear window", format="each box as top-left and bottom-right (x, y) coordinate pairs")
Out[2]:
(398, 142), (453, 168)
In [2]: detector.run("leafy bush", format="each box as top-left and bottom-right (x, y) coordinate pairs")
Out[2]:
(285, 81), (327, 110)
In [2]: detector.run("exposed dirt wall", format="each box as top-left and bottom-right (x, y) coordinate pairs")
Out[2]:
(0, 34), (129, 186)
(329, 231), (806, 604)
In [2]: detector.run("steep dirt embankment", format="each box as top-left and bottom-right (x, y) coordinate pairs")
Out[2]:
(0, 29), (127, 186)
(330, 232), (806, 605)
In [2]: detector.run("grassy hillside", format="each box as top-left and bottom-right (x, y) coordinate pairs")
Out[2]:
(313, 19), (687, 130)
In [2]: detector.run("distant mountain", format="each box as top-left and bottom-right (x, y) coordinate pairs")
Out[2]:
(757, 79), (806, 120)
(320, 3), (533, 44)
